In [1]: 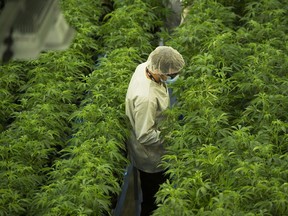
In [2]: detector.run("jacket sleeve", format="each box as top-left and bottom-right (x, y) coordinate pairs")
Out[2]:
(133, 96), (161, 146)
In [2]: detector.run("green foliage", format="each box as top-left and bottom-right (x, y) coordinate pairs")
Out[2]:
(0, 4), (101, 213)
(0, 62), (27, 131)
(163, 0), (237, 61)
(1, 0), (288, 215)
(60, 0), (104, 35)
(98, 0), (161, 53)
(0, 50), (89, 215)
(29, 49), (139, 215)
(154, 0), (288, 215)
(28, 0), (158, 215)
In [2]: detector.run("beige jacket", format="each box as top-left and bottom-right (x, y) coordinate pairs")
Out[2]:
(125, 62), (169, 173)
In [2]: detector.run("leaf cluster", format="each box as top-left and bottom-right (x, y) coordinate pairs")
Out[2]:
(28, 0), (160, 215)
(0, 62), (28, 132)
(154, 0), (288, 215)
(0, 14), (100, 216)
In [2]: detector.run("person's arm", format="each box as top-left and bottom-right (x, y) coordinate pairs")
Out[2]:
(134, 96), (161, 146)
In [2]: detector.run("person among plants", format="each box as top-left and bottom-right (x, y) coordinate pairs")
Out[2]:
(125, 46), (185, 216)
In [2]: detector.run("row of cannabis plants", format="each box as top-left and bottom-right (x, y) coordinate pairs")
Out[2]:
(0, 62), (27, 132)
(25, 0), (168, 215)
(0, 45), (95, 216)
(154, 0), (288, 215)
(0, 0), (109, 215)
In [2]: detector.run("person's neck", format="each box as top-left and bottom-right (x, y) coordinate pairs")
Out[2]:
(146, 68), (161, 83)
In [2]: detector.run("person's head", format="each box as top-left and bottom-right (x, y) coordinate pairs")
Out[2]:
(146, 46), (185, 83)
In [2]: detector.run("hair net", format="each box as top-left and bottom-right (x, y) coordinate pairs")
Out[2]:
(146, 46), (185, 74)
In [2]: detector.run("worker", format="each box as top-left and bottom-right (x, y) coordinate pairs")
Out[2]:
(125, 46), (185, 216)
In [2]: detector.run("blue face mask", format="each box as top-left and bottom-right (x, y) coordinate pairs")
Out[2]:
(162, 74), (179, 84)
